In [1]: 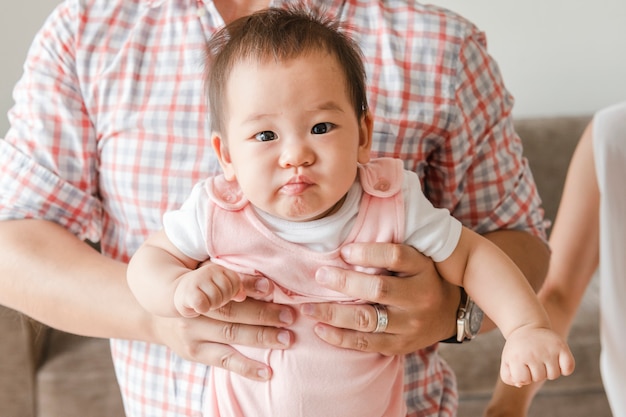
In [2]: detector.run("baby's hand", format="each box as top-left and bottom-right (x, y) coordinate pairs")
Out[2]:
(500, 326), (575, 387)
(174, 262), (245, 318)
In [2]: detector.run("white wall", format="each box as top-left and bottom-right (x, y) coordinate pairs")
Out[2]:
(2, 1), (625, 136)
(0, 0), (62, 136)
(431, 0), (626, 118)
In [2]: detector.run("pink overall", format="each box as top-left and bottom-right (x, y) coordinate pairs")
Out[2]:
(204, 159), (407, 417)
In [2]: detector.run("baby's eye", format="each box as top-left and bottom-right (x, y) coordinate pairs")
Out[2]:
(311, 122), (334, 135)
(254, 131), (277, 142)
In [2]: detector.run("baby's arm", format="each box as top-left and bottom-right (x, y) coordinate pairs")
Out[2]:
(435, 227), (575, 387)
(127, 230), (244, 318)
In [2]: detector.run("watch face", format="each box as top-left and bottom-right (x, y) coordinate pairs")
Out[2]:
(468, 303), (484, 335)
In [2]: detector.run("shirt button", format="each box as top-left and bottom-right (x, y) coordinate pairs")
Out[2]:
(374, 179), (390, 192)
(196, 7), (206, 17)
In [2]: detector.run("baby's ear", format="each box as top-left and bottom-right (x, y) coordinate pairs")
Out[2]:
(357, 110), (373, 164)
(212, 134), (236, 180)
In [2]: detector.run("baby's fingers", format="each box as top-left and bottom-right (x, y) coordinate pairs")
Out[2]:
(500, 362), (532, 387)
(545, 346), (576, 380)
(201, 269), (244, 307)
(559, 348), (576, 377)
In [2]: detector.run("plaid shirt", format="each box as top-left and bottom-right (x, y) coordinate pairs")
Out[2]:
(0, 0), (546, 416)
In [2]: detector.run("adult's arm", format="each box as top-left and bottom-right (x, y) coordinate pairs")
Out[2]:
(0, 219), (295, 380)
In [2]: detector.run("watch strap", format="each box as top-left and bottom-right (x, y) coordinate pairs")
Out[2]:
(439, 287), (467, 344)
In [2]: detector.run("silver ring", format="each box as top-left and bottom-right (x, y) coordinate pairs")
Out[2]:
(372, 304), (389, 333)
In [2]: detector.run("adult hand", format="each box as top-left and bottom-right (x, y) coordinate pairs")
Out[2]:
(301, 242), (461, 355)
(151, 274), (296, 381)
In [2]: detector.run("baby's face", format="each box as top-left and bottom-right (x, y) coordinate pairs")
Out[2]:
(214, 50), (371, 222)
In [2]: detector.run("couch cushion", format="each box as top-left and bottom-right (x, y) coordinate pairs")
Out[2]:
(516, 115), (591, 231)
(0, 308), (38, 417)
(37, 330), (125, 417)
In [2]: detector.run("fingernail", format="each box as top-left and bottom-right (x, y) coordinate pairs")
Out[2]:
(340, 245), (351, 258)
(277, 330), (291, 345)
(255, 277), (270, 293)
(315, 268), (330, 284)
(300, 304), (314, 316)
(313, 324), (326, 337)
(279, 309), (294, 324)
(256, 368), (270, 380)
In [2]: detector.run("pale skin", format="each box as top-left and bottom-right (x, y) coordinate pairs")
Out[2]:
(0, 0), (549, 384)
(128, 51), (574, 387)
(485, 121), (600, 415)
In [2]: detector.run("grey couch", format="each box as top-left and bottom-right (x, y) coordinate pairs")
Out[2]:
(0, 115), (610, 417)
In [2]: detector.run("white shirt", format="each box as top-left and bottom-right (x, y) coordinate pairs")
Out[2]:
(593, 101), (626, 417)
(165, 169), (461, 262)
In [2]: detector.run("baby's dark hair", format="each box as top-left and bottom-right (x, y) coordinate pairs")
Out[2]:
(205, 5), (368, 134)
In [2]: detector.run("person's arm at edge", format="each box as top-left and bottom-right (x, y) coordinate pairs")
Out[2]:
(0, 219), (144, 340)
(0, 219), (293, 380)
(484, 121), (600, 416)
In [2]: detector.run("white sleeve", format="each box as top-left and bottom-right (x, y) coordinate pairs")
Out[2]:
(402, 171), (462, 262)
(162, 181), (211, 261)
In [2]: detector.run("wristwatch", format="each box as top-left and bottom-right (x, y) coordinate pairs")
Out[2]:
(440, 288), (484, 343)
(455, 289), (483, 342)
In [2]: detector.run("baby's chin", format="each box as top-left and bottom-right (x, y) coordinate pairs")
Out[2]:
(282, 206), (329, 223)
(272, 200), (339, 223)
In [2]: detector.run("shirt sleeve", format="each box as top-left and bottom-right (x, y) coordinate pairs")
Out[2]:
(0, 1), (102, 242)
(403, 171), (463, 263)
(162, 181), (210, 262)
(425, 29), (547, 241)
